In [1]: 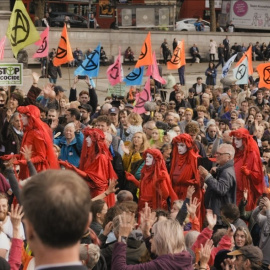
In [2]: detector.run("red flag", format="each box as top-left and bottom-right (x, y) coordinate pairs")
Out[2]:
(135, 32), (153, 68)
(33, 27), (49, 58)
(53, 24), (73, 66)
(0, 36), (6, 60)
(107, 50), (122, 86)
(167, 40), (186, 69)
(235, 46), (253, 75)
(152, 52), (166, 84)
(134, 77), (151, 114)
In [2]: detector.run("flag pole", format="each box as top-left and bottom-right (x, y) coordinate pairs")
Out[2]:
(68, 64), (71, 89)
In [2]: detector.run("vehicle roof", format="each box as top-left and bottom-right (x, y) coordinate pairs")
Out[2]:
(177, 18), (209, 22)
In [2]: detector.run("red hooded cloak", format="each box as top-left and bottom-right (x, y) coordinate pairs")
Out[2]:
(230, 128), (264, 210)
(138, 148), (178, 212)
(16, 105), (59, 179)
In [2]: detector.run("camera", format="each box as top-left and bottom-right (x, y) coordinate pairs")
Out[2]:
(78, 75), (87, 80)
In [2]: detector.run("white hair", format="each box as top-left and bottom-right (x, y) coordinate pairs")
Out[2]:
(218, 143), (235, 159)
(64, 122), (75, 132)
(80, 244), (100, 269)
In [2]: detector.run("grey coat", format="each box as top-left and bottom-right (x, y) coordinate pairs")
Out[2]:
(204, 159), (236, 216)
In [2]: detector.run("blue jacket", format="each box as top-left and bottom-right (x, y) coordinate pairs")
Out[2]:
(54, 132), (84, 167)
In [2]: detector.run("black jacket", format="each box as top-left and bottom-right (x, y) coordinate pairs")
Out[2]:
(192, 83), (206, 95)
(69, 86), (98, 117)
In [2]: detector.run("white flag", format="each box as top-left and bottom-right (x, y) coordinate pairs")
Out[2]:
(233, 57), (249, 85)
(222, 54), (238, 78)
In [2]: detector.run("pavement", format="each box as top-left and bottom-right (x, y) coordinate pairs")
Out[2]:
(29, 60), (260, 103)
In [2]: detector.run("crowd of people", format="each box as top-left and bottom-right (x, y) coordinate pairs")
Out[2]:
(0, 39), (270, 269)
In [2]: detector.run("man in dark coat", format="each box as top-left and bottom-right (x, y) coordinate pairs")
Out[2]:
(199, 143), (236, 218)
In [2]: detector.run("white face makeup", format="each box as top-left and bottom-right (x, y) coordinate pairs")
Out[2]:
(234, 138), (243, 149)
(21, 114), (28, 126)
(177, 142), (187, 155)
(86, 136), (92, 147)
(145, 153), (154, 166)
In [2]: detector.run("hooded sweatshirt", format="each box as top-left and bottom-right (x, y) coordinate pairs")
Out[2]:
(112, 242), (193, 270)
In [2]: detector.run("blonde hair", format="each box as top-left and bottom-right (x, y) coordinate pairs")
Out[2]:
(152, 219), (186, 256)
(70, 101), (80, 109)
(127, 112), (143, 126)
(129, 132), (149, 153)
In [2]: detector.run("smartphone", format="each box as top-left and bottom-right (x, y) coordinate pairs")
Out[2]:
(78, 75), (87, 80)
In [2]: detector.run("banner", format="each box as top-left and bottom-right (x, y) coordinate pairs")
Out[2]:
(222, 54), (238, 78)
(133, 77), (151, 114)
(235, 46), (253, 75)
(53, 24), (74, 66)
(257, 62), (270, 88)
(107, 50), (122, 86)
(123, 66), (144, 86)
(233, 57), (249, 85)
(33, 27), (49, 58)
(167, 40), (186, 70)
(6, 0), (40, 58)
(74, 44), (101, 78)
(0, 63), (23, 85)
(0, 36), (6, 60)
(135, 32), (153, 68)
(152, 51), (166, 84)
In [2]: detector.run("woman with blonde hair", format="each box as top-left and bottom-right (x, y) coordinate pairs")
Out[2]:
(149, 128), (164, 149)
(111, 206), (193, 269)
(122, 131), (149, 172)
(234, 226), (253, 249)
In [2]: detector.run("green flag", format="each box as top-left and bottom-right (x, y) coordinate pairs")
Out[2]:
(6, 0), (40, 58)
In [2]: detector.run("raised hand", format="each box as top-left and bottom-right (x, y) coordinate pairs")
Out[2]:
(103, 221), (113, 236)
(20, 145), (32, 161)
(106, 179), (119, 194)
(9, 204), (24, 239)
(43, 83), (54, 97)
(243, 188), (248, 201)
(198, 165), (209, 179)
(118, 211), (135, 238)
(32, 72), (40, 84)
(206, 209), (217, 230)
(199, 239), (214, 268)
(186, 185), (195, 199)
(140, 202), (156, 238)
(186, 197), (201, 218)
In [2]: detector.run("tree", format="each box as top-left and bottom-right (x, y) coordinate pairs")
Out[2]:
(35, 0), (46, 20)
(176, 0), (185, 21)
(209, 0), (216, 32)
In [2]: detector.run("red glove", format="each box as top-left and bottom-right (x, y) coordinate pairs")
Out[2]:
(59, 160), (72, 169)
(241, 166), (250, 176)
(125, 171), (139, 187)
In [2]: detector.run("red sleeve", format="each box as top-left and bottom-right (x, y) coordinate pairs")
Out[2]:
(8, 238), (23, 270)
(190, 216), (200, 232)
(247, 154), (264, 195)
(191, 227), (213, 252)
(208, 235), (232, 266)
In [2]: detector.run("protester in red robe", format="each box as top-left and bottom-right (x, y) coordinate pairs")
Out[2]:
(229, 128), (264, 210)
(170, 133), (203, 225)
(60, 128), (117, 207)
(2, 105), (59, 179)
(126, 148), (178, 212)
